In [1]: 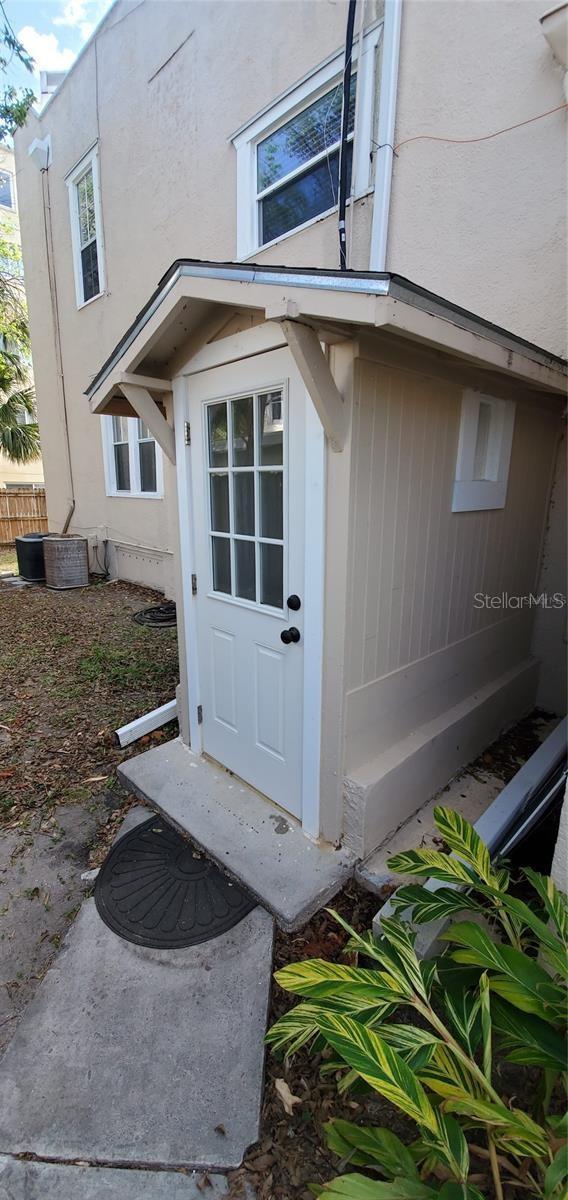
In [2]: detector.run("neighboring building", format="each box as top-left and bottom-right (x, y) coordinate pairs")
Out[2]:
(13, 1), (567, 881)
(0, 144), (44, 490)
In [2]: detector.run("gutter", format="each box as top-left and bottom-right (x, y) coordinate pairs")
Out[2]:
(369, 0), (403, 271)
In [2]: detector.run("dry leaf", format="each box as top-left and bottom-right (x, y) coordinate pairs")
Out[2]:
(274, 1078), (301, 1115)
(84, 775), (107, 783)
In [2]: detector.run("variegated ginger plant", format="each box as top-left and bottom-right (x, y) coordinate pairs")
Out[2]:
(267, 808), (567, 1200)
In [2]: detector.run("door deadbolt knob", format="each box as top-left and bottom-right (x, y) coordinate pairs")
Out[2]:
(281, 626), (301, 645)
(287, 594), (301, 611)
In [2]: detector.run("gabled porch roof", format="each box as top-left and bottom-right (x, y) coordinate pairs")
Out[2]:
(86, 259), (567, 419)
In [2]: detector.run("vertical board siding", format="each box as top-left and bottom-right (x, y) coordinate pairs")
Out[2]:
(346, 358), (559, 693)
(0, 488), (48, 544)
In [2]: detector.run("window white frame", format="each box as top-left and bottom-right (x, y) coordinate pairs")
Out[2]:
(101, 415), (164, 498)
(65, 144), (105, 309)
(232, 22), (382, 259)
(452, 390), (515, 512)
(0, 168), (15, 210)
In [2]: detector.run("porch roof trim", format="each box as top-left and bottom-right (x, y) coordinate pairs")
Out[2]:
(86, 259), (567, 408)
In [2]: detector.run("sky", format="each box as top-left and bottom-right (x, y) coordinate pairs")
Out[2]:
(4, 0), (113, 98)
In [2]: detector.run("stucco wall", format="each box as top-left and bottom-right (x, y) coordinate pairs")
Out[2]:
(388, 0), (567, 356)
(13, 0), (565, 591)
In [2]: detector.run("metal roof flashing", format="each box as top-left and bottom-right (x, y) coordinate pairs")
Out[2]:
(86, 260), (567, 403)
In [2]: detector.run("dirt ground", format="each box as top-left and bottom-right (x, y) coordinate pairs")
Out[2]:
(0, 574), (179, 1047)
(0, 567), (557, 1196)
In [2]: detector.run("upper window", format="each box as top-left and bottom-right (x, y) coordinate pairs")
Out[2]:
(452, 390), (516, 512)
(102, 416), (163, 498)
(257, 77), (356, 247)
(0, 169), (14, 210)
(66, 146), (105, 307)
(232, 23), (381, 258)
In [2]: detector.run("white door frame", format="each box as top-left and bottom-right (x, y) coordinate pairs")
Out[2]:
(172, 348), (326, 840)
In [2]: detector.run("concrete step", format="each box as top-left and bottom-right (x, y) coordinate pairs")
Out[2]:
(118, 738), (355, 931)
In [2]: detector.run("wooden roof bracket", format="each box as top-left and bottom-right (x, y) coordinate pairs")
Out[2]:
(280, 318), (349, 452)
(120, 382), (176, 465)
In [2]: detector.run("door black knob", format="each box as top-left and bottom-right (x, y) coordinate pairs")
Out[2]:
(281, 626), (301, 645)
(287, 594), (301, 611)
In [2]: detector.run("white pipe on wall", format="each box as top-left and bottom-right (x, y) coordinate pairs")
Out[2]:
(369, 0), (403, 272)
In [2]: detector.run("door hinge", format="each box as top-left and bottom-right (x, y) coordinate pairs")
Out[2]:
(191, 573), (197, 596)
(184, 421), (191, 445)
(197, 704), (203, 725)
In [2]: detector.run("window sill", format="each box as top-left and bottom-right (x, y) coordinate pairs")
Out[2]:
(106, 490), (164, 501)
(240, 188), (374, 262)
(77, 289), (105, 312)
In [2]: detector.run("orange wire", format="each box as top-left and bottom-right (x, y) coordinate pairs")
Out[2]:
(393, 102), (568, 153)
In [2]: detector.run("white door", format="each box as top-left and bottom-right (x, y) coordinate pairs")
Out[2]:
(189, 349), (306, 818)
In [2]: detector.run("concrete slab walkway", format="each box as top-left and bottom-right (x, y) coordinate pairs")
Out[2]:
(119, 738), (355, 930)
(0, 892), (273, 1172)
(0, 1155), (240, 1199)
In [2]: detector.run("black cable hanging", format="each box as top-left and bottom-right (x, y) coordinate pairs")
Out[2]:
(338, 0), (357, 271)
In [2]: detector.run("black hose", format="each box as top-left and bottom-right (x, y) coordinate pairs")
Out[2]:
(338, 0), (357, 270)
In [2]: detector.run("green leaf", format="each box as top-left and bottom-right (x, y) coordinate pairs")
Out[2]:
(315, 1013), (439, 1133)
(267, 999), (393, 1056)
(390, 884), (482, 925)
(438, 1185), (486, 1200)
(478, 885), (568, 974)
(379, 1024), (439, 1072)
(442, 1094), (548, 1157)
(423, 1111), (469, 1182)
(317, 1177), (436, 1199)
(433, 807), (494, 884)
(323, 1119), (419, 1180)
(544, 1145), (568, 1199)
(274, 959), (400, 1005)
(525, 868), (568, 944)
(441, 921), (567, 1024)
(380, 918), (428, 1000)
(442, 985), (481, 1056)
(386, 849), (478, 888)
(478, 972), (492, 1081)
(491, 995), (567, 1071)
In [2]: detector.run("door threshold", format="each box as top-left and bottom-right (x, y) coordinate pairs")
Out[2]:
(118, 737), (355, 931)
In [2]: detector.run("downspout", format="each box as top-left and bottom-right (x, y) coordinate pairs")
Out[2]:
(338, 0), (357, 270)
(40, 163), (76, 533)
(369, 0), (402, 270)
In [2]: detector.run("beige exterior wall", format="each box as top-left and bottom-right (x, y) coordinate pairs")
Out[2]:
(341, 339), (563, 852)
(13, 0), (565, 589)
(388, 0), (567, 357)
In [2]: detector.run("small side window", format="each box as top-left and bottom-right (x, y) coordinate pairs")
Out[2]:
(452, 390), (515, 512)
(66, 147), (105, 307)
(0, 169), (14, 210)
(102, 415), (163, 498)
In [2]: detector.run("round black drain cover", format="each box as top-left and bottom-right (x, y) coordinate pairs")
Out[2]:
(94, 817), (255, 948)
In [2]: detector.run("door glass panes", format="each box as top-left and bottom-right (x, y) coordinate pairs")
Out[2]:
(259, 392), (283, 464)
(212, 536), (231, 594)
(235, 539), (256, 601)
(260, 543), (283, 609)
(231, 396), (254, 466)
(234, 472), (255, 535)
(210, 473), (230, 531)
(208, 403), (228, 467)
(206, 389), (285, 609)
(260, 472), (283, 539)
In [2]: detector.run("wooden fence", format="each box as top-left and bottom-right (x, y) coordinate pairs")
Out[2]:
(0, 487), (48, 544)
